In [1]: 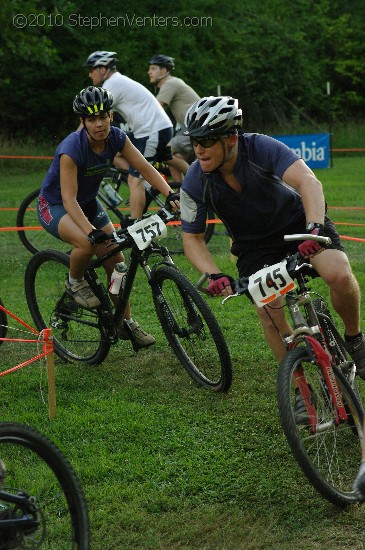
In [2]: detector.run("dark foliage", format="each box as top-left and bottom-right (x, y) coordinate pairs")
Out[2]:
(2, 0), (365, 140)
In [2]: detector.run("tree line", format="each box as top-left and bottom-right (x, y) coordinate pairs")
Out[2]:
(2, 0), (365, 142)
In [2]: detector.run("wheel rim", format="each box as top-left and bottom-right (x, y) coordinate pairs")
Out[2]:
(30, 255), (105, 363)
(282, 351), (363, 500)
(156, 272), (228, 389)
(0, 433), (83, 548)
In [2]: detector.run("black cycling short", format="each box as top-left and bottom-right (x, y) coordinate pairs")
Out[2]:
(235, 216), (344, 279)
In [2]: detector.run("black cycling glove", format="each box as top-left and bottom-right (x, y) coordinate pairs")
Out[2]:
(88, 229), (109, 245)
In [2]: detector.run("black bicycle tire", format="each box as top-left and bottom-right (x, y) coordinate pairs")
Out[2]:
(204, 208), (216, 244)
(25, 249), (110, 364)
(277, 347), (363, 507)
(0, 300), (7, 344)
(17, 188), (70, 255)
(0, 422), (90, 549)
(151, 265), (232, 391)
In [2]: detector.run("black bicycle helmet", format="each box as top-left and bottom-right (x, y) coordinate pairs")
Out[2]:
(73, 86), (114, 117)
(148, 55), (175, 72)
(82, 51), (118, 69)
(184, 96), (242, 138)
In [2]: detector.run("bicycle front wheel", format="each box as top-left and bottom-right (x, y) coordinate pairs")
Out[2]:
(0, 422), (90, 549)
(17, 189), (70, 255)
(277, 347), (363, 507)
(25, 249), (110, 364)
(151, 265), (232, 391)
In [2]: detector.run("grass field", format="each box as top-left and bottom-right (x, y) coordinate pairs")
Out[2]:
(0, 156), (365, 548)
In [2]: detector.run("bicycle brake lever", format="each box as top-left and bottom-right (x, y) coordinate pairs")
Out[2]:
(112, 230), (127, 244)
(295, 262), (313, 271)
(160, 207), (178, 222)
(222, 293), (240, 305)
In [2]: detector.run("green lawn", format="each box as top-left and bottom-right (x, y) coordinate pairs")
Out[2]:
(0, 157), (364, 549)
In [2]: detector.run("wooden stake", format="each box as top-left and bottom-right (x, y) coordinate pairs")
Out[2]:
(43, 328), (56, 419)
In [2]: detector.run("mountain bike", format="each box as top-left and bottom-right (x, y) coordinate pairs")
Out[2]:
(200, 233), (364, 506)
(16, 168), (216, 255)
(0, 422), (90, 549)
(24, 207), (232, 392)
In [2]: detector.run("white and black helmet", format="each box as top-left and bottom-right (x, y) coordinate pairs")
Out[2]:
(82, 51), (118, 69)
(73, 86), (113, 117)
(184, 96), (242, 138)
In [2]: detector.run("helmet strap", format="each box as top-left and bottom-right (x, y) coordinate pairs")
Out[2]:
(98, 66), (111, 83)
(209, 137), (236, 173)
(156, 67), (170, 83)
(82, 114), (111, 143)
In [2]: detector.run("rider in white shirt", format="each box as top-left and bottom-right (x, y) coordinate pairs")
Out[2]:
(83, 51), (187, 217)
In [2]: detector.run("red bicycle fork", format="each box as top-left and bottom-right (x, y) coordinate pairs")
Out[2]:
(293, 336), (349, 432)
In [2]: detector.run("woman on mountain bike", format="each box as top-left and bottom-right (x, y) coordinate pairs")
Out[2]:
(37, 85), (179, 348)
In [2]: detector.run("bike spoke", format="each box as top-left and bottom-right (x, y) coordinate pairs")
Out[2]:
(278, 348), (363, 506)
(152, 265), (232, 391)
(25, 251), (110, 364)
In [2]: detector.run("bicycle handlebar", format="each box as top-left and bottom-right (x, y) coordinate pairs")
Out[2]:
(284, 233), (332, 246)
(196, 233), (333, 299)
(88, 207), (180, 246)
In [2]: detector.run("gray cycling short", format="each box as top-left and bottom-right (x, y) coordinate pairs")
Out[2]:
(127, 128), (173, 177)
(169, 132), (195, 164)
(37, 195), (110, 239)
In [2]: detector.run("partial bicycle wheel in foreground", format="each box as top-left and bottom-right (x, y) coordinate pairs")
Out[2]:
(0, 422), (90, 549)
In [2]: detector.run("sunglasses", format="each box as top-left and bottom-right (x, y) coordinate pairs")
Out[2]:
(190, 136), (221, 148)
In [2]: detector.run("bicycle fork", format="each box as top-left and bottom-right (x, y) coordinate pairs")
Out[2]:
(294, 336), (350, 433)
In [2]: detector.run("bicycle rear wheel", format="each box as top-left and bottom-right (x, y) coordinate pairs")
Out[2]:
(0, 422), (90, 549)
(25, 249), (110, 364)
(277, 347), (363, 507)
(17, 189), (70, 255)
(151, 265), (232, 391)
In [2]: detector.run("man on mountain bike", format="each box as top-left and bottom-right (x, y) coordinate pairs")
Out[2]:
(38, 86), (178, 348)
(148, 54), (199, 179)
(83, 51), (186, 218)
(180, 96), (365, 375)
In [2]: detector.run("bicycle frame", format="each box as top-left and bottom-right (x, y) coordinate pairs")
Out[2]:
(86, 234), (175, 351)
(283, 270), (351, 432)
(0, 489), (38, 530)
(97, 173), (166, 224)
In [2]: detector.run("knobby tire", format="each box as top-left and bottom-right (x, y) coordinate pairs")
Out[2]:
(0, 300), (7, 344)
(0, 422), (90, 549)
(25, 249), (110, 364)
(277, 347), (363, 507)
(151, 265), (232, 391)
